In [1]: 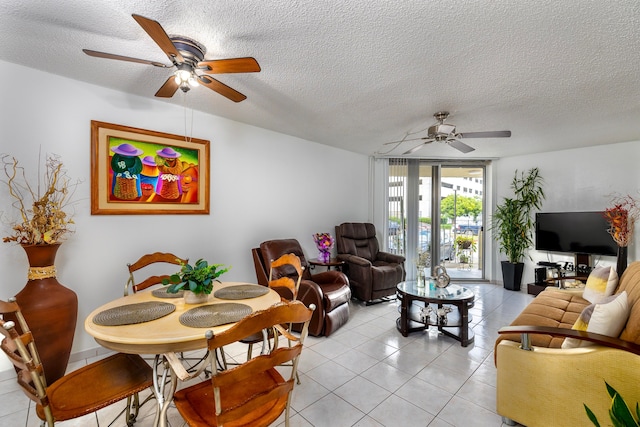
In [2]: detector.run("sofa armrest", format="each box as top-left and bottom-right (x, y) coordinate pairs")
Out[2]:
(496, 339), (640, 427)
(498, 326), (640, 355)
(376, 251), (406, 264)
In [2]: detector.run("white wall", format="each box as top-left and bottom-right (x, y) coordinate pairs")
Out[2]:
(490, 140), (640, 285)
(0, 60), (369, 373)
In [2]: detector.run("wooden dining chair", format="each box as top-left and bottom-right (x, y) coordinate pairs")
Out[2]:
(0, 298), (154, 426)
(172, 300), (315, 427)
(125, 251), (188, 296)
(242, 252), (304, 359)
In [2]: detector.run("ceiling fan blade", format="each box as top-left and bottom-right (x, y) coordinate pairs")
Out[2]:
(199, 57), (261, 74)
(155, 77), (179, 98)
(132, 14), (184, 64)
(403, 141), (431, 155)
(198, 75), (247, 102)
(82, 49), (170, 68)
(448, 139), (475, 153)
(383, 136), (431, 145)
(457, 130), (511, 138)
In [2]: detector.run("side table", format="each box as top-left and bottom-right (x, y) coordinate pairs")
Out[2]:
(308, 258), (345, 271)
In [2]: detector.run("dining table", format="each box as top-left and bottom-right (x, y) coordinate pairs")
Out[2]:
(84, 281), (281, 427)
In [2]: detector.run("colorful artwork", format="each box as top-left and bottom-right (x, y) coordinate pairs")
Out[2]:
(91, 121), (209, 215)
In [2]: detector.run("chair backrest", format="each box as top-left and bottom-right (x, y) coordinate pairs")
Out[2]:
(268, 253), (304, 301)
(205, 300), (314, 426)
(258, 239), (313, 280)
(126, 252), (188, 295)
(335, 222), (380, 262)
(0, 298), (54, 425)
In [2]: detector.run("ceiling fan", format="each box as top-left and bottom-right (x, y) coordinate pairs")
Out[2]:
(82, 14), (260, 102)
(386, 111), (511, 154)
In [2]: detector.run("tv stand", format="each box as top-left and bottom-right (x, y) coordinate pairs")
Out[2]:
(527, 274), (588, 295)
(575, 253), (594, 275)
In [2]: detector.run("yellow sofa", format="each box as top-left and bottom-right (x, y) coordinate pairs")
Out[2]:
(495, 261), (640, 426)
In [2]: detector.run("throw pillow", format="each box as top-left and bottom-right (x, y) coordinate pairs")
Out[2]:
(562, 291), (630, 349)
(582, 266), (618, 303)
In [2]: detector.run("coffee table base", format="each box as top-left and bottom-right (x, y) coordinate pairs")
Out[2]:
(395, 317), (475, 347)
(396, 296), (475, 347)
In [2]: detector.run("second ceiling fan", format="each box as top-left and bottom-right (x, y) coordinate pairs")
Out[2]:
(388, 111), (511, 154)
(83, 14), (260, 102)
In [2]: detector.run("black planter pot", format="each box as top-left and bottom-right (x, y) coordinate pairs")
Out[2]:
(501, 261), (524, 291)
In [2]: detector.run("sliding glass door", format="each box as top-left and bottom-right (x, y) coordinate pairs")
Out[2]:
(387, 160), (486, 281)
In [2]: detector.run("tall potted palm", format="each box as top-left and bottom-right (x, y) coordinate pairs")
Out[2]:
(492, 168), (545, 290)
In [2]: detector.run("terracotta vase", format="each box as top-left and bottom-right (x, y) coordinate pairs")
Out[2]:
(13, 244), (78, 385)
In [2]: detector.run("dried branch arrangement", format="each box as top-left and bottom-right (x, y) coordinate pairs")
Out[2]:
(604, 194), (640, 248)
(1, 153), (80, 245)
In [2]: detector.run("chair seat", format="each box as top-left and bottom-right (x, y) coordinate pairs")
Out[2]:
(36, 353), (153, 421)
(173, 368), (288, 427)
(370, 264), (402, 291)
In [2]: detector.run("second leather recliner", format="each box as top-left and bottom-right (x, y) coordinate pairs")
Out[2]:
(335, 222), (406, 304)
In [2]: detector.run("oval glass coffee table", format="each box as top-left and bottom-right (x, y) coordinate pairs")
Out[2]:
(396, 281), (475, 347)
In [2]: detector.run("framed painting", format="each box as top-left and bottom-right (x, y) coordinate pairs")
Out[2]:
(91, 121), (210, 214)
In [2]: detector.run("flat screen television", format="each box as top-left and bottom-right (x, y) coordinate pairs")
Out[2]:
(535, 211), (617, 256)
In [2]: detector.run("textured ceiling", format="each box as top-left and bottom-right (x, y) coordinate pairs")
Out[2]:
(1, 0), (640, 159)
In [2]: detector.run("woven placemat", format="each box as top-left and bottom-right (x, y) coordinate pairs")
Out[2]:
(213, 284), (269, 300)
(93, 302), (176, 326)
(152, 288), (185, 299)
(179, 303), (252, 328)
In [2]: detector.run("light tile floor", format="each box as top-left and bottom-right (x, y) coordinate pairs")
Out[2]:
(0, 282), (531, 427)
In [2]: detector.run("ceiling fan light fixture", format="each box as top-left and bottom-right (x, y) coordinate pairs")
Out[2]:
(174, 67), (192, 85)
(174, 65), (199, 92)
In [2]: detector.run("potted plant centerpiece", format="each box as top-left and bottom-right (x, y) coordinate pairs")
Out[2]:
(163, 259), (229, 304)
(1, 153), (81, 385)
(491, 168), (545, 291)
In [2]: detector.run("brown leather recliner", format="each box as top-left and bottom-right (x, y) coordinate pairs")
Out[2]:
(252, 239), (351, 337)
(335, 222), (406, 304)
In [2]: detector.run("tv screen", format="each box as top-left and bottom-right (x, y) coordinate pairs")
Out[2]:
(535, 211), (617, 256)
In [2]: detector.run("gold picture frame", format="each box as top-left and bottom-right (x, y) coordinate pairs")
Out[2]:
(91, 121), (210, 215)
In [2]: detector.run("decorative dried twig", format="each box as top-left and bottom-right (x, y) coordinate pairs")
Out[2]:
(1, 153), (81, 245)
(604, 193), (640, 247)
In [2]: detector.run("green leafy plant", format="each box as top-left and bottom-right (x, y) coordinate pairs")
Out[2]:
(162, 259), (229, 295)
(585, 381), (639, 427)
(455, 235), (476, 251)
(491, 168), (545, 263)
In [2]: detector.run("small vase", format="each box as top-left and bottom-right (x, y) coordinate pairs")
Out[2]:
(319, 251), (331, 263)
(184, 290), (209, 304)
(416, 270), (425, 288)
